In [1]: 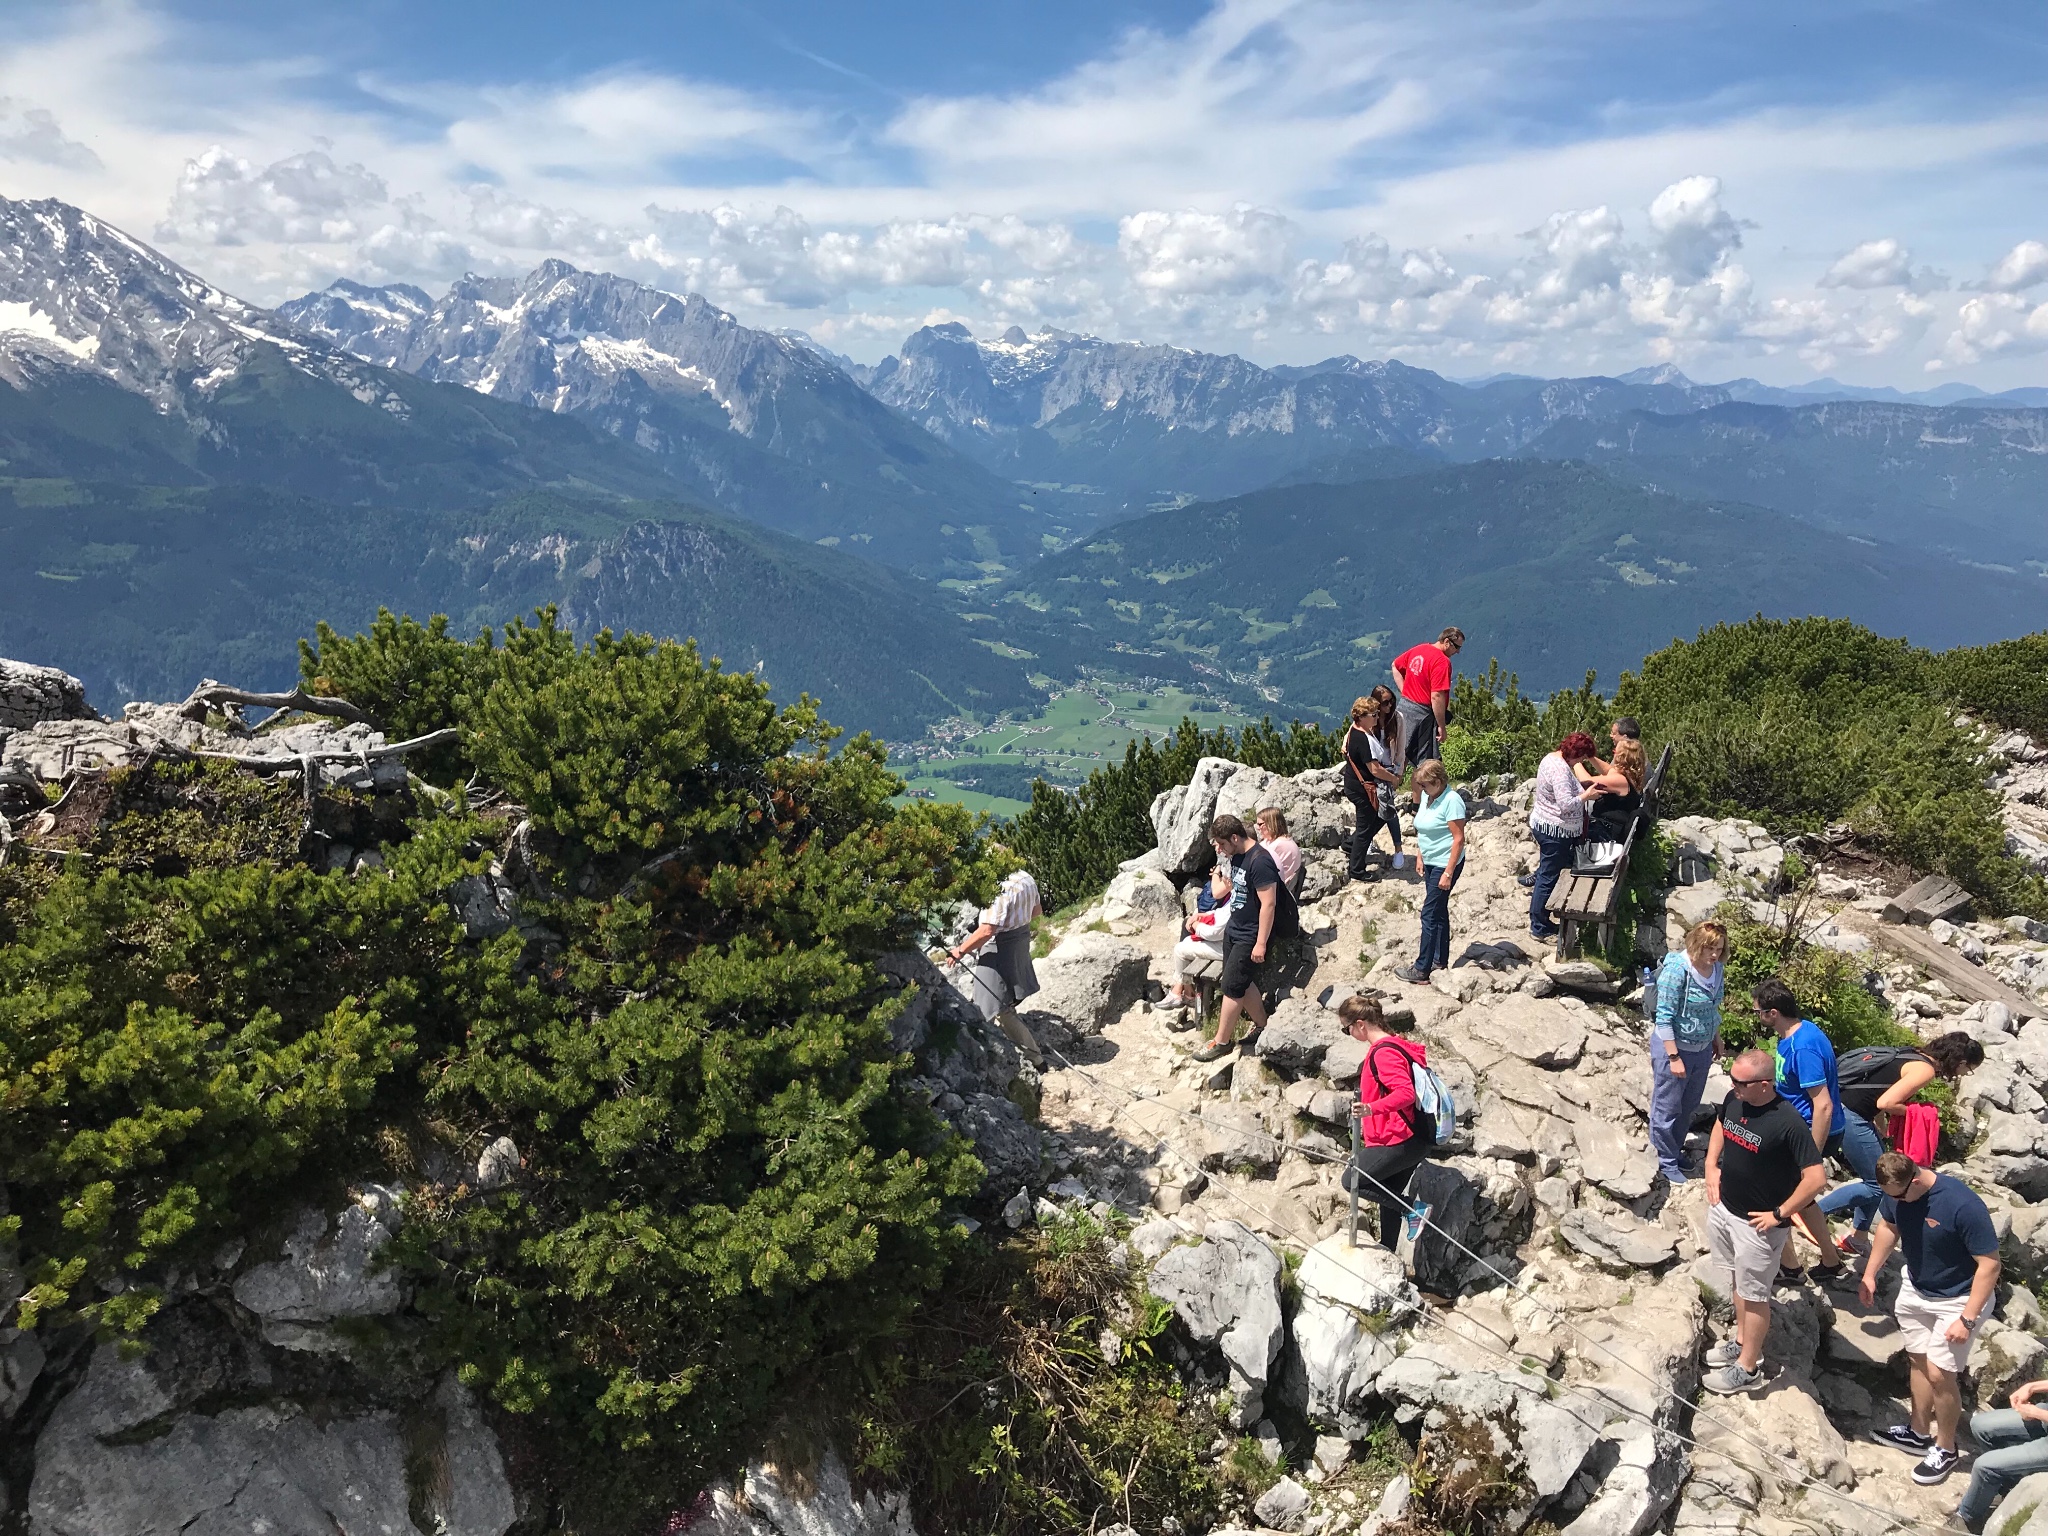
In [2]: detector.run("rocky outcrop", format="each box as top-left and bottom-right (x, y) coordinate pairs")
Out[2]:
(1023, 931), (1150, 1035)
(0, 659), (92, 730)
(20, 1213), (515, 1536)
(1149, 1219), (1285, 1427)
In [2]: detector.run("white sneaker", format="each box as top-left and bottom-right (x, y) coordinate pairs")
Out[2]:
(1704, 1339), (1742, 1369)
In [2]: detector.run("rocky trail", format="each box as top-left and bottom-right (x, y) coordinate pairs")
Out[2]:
(992, 750), (2048, 1536)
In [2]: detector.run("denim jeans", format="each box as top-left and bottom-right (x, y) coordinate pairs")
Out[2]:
(1816, 1106), (1888, 1232)
(1529, 830), (1580, 935)
(1417, 859), (1463, 974)
(1957, 1409), (2048, 1531)
(1648, 1041), (1714, 1179)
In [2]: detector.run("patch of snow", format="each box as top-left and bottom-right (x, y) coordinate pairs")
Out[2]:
(0, 300), (99, 360)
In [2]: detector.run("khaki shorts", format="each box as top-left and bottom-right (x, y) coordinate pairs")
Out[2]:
(1709, 1201), (1792, 1303)
(1896, 1276), (1977, 1374)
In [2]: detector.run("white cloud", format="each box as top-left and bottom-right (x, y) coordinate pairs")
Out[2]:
(1821, 237), (1913, 289)
(1118, 205), (1295, 296)
(159, 147), (389, 245)
(1645, 175), (1742, 282)
(3, 0), (2045, 384)
(1938, 291), (2048, 367)
(0, 96), (100, 171)
(1982, 239), (2048, 294)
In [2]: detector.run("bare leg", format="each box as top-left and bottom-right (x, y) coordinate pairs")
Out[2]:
(1927, 1359), (1963, 1452)
(1212, 994), (1244, 1046)
(1907, 1351), (1935, 1437)
(995, 1006), (1044, 1066)
(1735, 1294), (1771, 1372)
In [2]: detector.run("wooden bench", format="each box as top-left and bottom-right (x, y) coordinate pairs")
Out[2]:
(1546, 743), (1673, 958)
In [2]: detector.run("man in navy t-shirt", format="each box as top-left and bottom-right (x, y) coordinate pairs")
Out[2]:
(1860, 1151), (2001, 1492)
(1193, 815), (1279, 1063)
(1754, 978), (1853, 1288)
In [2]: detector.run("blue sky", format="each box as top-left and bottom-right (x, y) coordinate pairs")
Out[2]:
(2, 0), (2044, 384)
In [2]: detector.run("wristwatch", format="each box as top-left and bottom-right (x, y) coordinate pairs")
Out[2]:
(1771, 1208), (1787, 1227)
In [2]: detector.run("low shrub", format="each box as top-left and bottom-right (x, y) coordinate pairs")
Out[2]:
(847, 1217), (1223, 1536)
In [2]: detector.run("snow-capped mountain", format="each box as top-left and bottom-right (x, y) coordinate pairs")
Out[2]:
(856, 322), (1738, 499)
(0, 196), (409, 417)
(281, 265), (1050, 573)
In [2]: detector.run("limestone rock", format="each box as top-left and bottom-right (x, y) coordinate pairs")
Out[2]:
(1467, 996), (1589, 1069)
(1253, 1476), (1311, 1532)
(1570, 1116), (1659, 1202)
(1102, 866), (1181, 930)
(1558, 1209), (1679, 1271)
(1560, 1423), (1688, 1536)
(28, 1344), (513, 1536)
(230, 1190), (405, 1350)
(1255, 997), (1343, 1074)
(1973, 1319), (2048, 1412)
(1025, 932), (1150, 1034)
(1214, 764), (1352, 851)
(0, 657), (92, 728)
(1992, 1473), (2048, 1536)
(1152, 757), (1240, 875)
(474, 1136), (520, 1191)
(1282, 1236), (1419, 1436)
(1195, 1104), (1282, 1176)
(703, 1446), (918, 1536)
(1149, 1220), (1285, 1417)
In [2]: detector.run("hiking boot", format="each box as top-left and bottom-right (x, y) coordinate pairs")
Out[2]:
(1701, 1362), (1767, 1396)
(1873, 1424), (1935, 1456)
(1517, 873), (1538, 888)
(1913, 1447), (1962, 1485)
(1815, 1261), (1860, 1291)
(1191, 1040), (1234, 1063)
(1394, 965), (1431, 985)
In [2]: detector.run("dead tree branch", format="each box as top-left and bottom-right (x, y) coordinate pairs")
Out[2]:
(178, 680), (376, 728)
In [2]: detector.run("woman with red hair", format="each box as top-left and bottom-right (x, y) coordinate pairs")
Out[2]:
(1526, 731), (1598, 939)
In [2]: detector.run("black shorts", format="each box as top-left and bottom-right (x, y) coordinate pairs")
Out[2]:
(1220, 932), (1266, 1000)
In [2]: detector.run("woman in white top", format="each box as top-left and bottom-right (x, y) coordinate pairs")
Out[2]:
(1525, 731), (1597, 941)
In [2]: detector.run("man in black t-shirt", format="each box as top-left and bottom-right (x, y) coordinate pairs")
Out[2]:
(1193, 815), (1277, 1063)
(1861, 1151), (2002, 1489)
(1701, 1048), (1827, 1395)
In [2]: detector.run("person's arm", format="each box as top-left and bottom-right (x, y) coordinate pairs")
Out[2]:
(1577, 767), (1628, 799)
(1252, 880), (1276, 962)
(1431, 687), (1449, 742)
(1755, 1160), (1828, 1235)
(1439, 818), (1466, 889)
(2011, 1380), (2048, 1421)
(1365, 1044), (1417, 1121)
(1703, 1118), (1725, 1205)
(1807, 1083), (1834, 1152)
(1873, 1061), (1937, 1116)
(949, 921), (996, 963)
(1858, 1216), (1900, 1307)
(1951, 1253), (2003, 1343)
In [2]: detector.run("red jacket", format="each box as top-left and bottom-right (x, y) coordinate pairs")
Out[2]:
(1359, 1035), (1427, 1147)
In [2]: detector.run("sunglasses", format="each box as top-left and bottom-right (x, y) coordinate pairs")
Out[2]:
(1730, 1073), (1774, 1087)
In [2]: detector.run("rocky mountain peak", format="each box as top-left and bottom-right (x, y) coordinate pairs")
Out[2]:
(0, 193), (403, 416)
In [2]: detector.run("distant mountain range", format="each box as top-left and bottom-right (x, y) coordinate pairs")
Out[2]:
(984, 459), (2048, 706)
(4, 188), (2045, 746)
(849, 323), (2048, 564)
(279, 270), (1059, 575)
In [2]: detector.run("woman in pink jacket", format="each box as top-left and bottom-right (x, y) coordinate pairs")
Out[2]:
(1339, 995), (1434, 1251)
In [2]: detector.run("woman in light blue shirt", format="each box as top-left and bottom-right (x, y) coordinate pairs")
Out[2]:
(1648, 920), (1727, 1183)
(1397, 760), (1466, 984)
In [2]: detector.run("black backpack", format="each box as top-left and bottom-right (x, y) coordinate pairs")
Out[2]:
(1837, 1044), (1924, 1088)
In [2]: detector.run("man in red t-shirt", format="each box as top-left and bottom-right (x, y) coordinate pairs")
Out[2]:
(1390, 626), (1463, 768)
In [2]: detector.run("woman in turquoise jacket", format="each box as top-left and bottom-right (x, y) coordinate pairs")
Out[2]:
(1648, 920), (1727, 1183)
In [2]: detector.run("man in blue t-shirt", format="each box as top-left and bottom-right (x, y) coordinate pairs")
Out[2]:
(1754, 978), (1854, 1289)
(1860, 1151), (2002, 1497)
